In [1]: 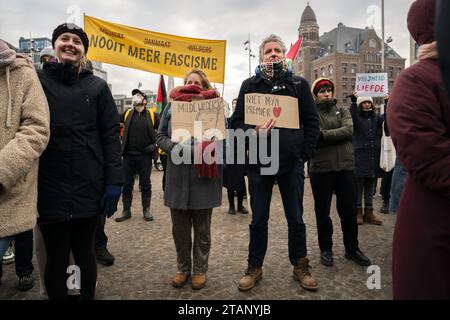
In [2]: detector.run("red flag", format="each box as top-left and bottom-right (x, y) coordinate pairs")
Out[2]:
(286, 37), (302, 60)
(156, 75), (167, 114)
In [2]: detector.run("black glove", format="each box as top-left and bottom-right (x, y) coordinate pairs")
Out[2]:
(142, 144), (158, 155)
(350, 94), (357, 103)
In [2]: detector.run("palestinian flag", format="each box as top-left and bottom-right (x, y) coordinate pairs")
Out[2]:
(156, 75), (167, 114)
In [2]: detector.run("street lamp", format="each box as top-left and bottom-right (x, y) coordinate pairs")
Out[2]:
(244, 33), (256, 78)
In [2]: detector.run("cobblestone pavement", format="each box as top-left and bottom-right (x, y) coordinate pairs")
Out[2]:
(1, 170), (395, 300)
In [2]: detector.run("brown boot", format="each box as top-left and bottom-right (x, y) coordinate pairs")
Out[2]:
(357, 207), (364, 225)
(293, 257), (318, 291)
(363, 207), (382, 225)
(171, 272), (190, 288)
(192, 274), (206, 290)
(238, 267), (262, 291)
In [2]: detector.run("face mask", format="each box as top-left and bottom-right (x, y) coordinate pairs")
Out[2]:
(132, 94), (143, 106)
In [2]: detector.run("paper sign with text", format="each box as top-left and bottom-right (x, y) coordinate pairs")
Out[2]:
(355, 73), (388, 97)
(171, 98), (226, 142)
(244, 94), (300, 129)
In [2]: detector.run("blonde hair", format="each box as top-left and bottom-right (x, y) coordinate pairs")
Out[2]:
(184, 68), (213, 90)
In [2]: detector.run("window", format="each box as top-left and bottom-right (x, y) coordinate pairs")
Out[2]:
(351, 78), (356, 88)
(328, 64), (333, 75)
(369, 39), (377, 48)
(321, 67), (325, 77)
(314, 69), (318, 80)
(389, 67), (394, 78)
(342, 92), (348, 104)
(342, 63), (348, 74)
(342, 77), (348, 87)
(351, 64), (357, 74)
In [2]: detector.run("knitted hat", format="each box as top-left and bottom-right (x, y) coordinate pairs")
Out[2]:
(357, 96), (373, 106)
(52, 23), (89, 54)
(311, 77), (335, 98)
(39, 47), (55, 59)
(407, 0), (436, 45)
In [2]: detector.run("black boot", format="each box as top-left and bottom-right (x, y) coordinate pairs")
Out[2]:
(116, 194), (132, 222)
(228, 202), (236, 215)
(238, 204), (248, 214)
(142, 192), (153, 221)
(380, 200), (389, 214)
(95, 247), (115, 266)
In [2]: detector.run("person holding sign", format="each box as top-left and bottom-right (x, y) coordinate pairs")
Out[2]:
(309, 78), (371, 267)
(349, 92), (383, 226)
(36, 23), (123, 300)
(156, 68), (222, 290)
(231, 34), (320, 292)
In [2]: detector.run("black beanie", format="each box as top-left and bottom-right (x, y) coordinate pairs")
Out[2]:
(52, 23), (89, 54)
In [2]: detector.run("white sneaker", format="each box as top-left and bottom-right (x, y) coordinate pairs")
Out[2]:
(2, 246), (15, 265)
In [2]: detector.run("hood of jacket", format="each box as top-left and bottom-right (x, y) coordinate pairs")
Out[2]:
(1, 57), (33, 128)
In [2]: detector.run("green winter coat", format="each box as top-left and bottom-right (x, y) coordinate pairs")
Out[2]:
(309, 102), (354, 173)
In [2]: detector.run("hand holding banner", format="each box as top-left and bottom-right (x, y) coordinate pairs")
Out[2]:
(244, 93), (300, 129)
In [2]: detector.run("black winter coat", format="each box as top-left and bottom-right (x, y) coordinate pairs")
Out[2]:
(37, 62), (123, 222)
(350, 102), (383, 178)
(230, 72), (320, 175)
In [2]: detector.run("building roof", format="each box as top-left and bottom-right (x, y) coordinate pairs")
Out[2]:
(300, 4), (318, 26)
(319, 23), (402, 59)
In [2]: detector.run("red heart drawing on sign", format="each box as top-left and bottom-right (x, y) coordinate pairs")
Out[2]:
(273, 106), (282, 118)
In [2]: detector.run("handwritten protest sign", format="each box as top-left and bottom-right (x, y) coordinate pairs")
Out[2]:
(244, 93), (299, 129)
(84, 15), (226, 83)
(171, 98), (226, 142)
(355, 73), (388, 97)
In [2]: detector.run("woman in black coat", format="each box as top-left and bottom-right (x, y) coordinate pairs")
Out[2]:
(223, 100), (248, 215)
(37, 23), (122, 300)
(349, 93), (383, 226)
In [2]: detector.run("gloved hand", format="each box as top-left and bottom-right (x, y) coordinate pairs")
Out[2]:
(142, 143), (158, 155)
(100, 185), (122, 218)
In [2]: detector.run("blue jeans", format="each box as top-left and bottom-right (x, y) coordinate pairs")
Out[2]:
(247, 163), (307, 267)
(0, 236), (14, 258)
(390, 158), (407, 213)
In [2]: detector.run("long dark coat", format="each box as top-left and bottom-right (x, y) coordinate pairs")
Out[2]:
(37, 62), (122, 222)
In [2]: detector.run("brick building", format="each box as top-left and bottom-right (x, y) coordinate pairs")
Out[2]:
(293, 4), (406, 105)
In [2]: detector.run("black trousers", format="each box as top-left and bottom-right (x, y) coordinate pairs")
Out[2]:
(14, 229), (34, 278)
(39, 216), (98, 300)
(310, 171), (359, 254)
(94, 215), (108, 252)
(381, 170), (393, 202)
(123, 154), (152, 197)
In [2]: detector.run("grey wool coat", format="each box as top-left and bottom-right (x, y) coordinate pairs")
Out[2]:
(156, 104), (222, 211)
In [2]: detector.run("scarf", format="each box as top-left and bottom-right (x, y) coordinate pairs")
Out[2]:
(316, 98), (337, 110)
(169, 84), (218, 102)
(419, 41), (439, 60)
(257, 60), (288, 82)
(170, 84), (220, 179)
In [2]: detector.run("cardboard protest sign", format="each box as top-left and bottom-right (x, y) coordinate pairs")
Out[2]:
(171, 97), (226, 142)
(84, 15), (226, 83)
(244, 93), (300, 129)
(355, 73), (388, 97)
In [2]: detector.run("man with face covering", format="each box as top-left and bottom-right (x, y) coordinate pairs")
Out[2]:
(116, 89), (159, 222)
(388, 0), (450, 299)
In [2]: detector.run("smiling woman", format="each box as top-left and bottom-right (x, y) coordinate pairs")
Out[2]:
(36, 23), (123, 301)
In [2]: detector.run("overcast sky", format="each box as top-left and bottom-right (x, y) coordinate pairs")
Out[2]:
(0, 0), (415, 103)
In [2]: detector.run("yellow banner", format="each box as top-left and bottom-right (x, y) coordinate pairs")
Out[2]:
(84, 15), (226, 83)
